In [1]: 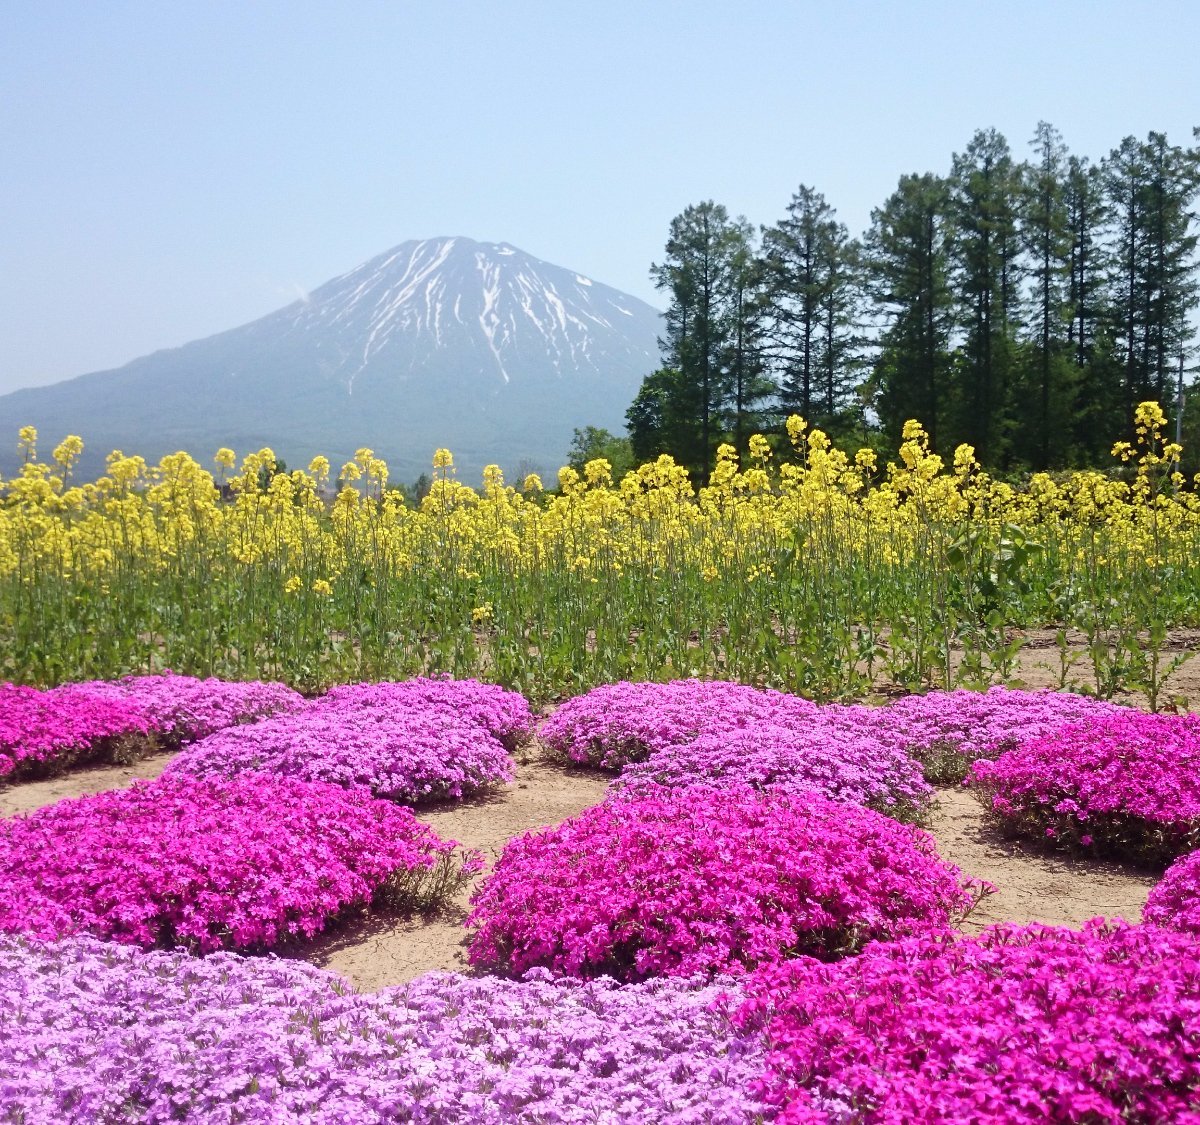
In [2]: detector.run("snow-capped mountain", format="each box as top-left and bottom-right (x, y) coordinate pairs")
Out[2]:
(0, 238), (662, 483)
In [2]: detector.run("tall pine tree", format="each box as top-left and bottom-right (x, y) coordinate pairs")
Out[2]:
(645, 201), (762, 478)
(949, 128), (1024, 466)
(761, 186), (860, 428)
(864, 174), (954, 449)
(1103, 133), (1199, 431)
(1017, 122), (1074, 467)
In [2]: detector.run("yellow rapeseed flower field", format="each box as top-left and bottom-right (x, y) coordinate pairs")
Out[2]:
(2, 405), (1197, 704)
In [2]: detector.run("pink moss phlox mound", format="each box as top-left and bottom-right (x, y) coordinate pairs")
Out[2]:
(168, 695), (516, 804)
(540, 679), (820, 770)
(316, 677), (535, 750)
(1, 674), (304, 779)
(1144, 850), (1200, 933)
(0, 936), (771, 1124)
(875, 686), (1127, 782)
(466, 786), (979, 981)
(970, 710), (1200, 863)
(0, 774), (478, 952)
(0, 681), (152, 777)
(609, 708), (932, 821)
(81, 672), (305, 742)
(736, 921), (1200, 1124)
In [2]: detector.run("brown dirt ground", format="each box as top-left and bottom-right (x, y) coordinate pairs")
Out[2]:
(929, 785), (1157, 932)
(888, 627), (1200, 705)
(1017, 627), (1200, 700)
(297, 758), (610, 989)
(0, 736), (1163, 992)
(0, 753), (174, 818)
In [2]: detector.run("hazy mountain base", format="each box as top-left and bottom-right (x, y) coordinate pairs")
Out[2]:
(0, 237), (664, 484)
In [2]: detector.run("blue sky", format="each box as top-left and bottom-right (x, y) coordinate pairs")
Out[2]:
(2, 0), (1197, 395)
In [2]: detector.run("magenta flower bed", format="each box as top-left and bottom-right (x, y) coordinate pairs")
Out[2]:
(970, 710), (1200, 863)
(0, 681), (152, 778)
(81, 672), (305, 742)
(1144, 850), (1200, 933)
(466, 786), (980, 981)
(609, 708), (932, 821)
(0, 773), (479, 952)
(168, 697), (516, 804)
(541, 679), (820, 770)
(873, 687), (1127, 781)
(736, 921), (1200, 1124)
(1, 674), (304, 780)
(0, 936), (770, 1124)
(316, 677), (535, 750)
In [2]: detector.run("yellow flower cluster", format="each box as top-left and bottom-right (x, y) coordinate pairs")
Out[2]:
(1, 407), (1195, 600)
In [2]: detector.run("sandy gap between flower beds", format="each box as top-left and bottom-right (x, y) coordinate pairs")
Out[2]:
(0, 748), (1159, 993)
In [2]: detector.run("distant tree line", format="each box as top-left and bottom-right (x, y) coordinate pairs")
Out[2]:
(626, 124), (1200, 478)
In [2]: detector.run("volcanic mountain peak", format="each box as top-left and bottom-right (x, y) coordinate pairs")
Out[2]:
(276, 237), (656, 392)
(0, 237), (662, 482)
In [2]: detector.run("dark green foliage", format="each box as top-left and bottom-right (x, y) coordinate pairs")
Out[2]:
(1103, 133), (1200, 432)
(626, 367), (703, 466)
(638, 125), (1199, 475)
(948, 128), (1024, 468)
(257, 457), (288, 491)
(567, 426), (636, 480)
(762, 185), (863, 432)
(635, 202), (772, 479)
(864, 173), (955, 451)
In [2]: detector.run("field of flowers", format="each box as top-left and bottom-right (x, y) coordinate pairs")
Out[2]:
(3, 403), (1199, 705)
(4, 673), (1200, 1121)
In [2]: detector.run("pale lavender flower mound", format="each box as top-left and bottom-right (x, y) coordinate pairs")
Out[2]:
(871, 686), (1127, 781)
(610, 705), (932, 821)
(80, 672), (305, 742)
(0, 935), (771, 1124)
(541, 679), (820, 770)
(168, 693), (517, 804)
(315, 677), (535, 750)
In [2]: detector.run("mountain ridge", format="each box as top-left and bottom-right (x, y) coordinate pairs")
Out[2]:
(0, 237), (662, 483)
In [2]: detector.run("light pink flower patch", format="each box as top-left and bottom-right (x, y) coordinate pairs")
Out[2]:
(540, 679), (820, 770)
(870, 686), (1126, 781)
(169, 678), (525, 804)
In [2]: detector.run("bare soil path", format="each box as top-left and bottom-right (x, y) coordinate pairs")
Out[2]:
(929, 785), (1157, 932)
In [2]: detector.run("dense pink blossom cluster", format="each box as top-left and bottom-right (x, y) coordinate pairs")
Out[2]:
(0, 936), (770, 1123)
(736, 921), (1200, 1124)
(1, 674), (303, 779)
(467, 786), (979, 981)
(1143, 851), (1200, 933)
(78, 672), (304, 742)
(609, 707), (932, 820)
(0, 773), (478, 952)
(169, 681), (519, 804)
(971, 710), (1200, 862)
(871, 686), (1126, 781)
(315, 676), (535, 749)
(540, 679), (820, 769)
(0, 680), (154, 778)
